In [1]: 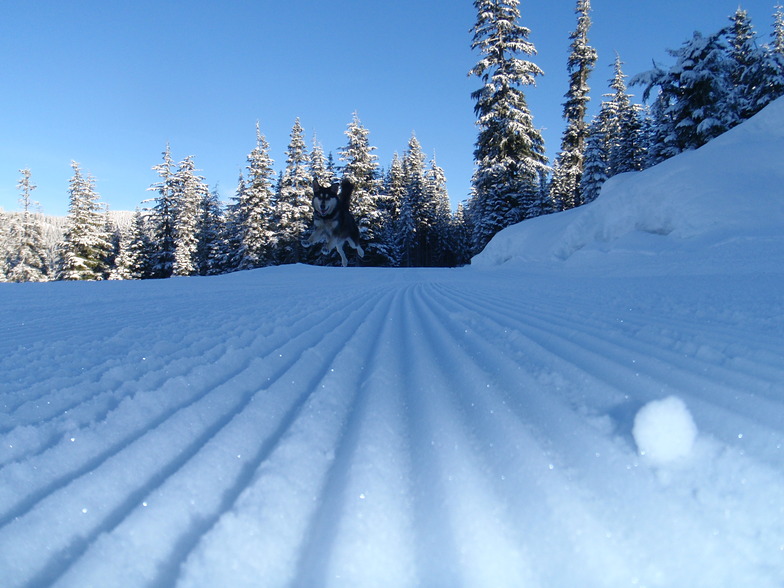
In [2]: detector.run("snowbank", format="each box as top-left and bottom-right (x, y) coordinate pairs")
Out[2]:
(473, 97), (784, 272)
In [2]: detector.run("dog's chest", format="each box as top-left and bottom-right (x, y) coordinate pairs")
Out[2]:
(314, 217), (339, 232)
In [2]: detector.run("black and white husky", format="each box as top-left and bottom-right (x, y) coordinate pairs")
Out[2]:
(305, 178), (364, 267)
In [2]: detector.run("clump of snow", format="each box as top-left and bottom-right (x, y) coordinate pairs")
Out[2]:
(472, 96), (784, 274)
(632, 396), (698, 464)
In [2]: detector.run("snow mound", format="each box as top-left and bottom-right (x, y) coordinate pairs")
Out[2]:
(472, 96), (784, 272)
(632, 396), (698, 464)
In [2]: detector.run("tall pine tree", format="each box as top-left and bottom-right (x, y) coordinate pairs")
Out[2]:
(171, 155), (207, 277)
(550, 0), (597, 211)
(7, 169), (49, 282)
(229, 123), (276, 270)
(109, 208), (154, 280)
(604, 54), (645, 175)
(399, 135), (427, 267)
(469, 0), (548, 254)
(275, 119), (313, 264)
(60, 162), (112, 280)
(774, 4), (784, 54)
(633, 31), (733, 158)
(147, 144), (177, 279)
(384, 153), (408, 267)
(338, 113), (389, 266)
(423, 157), (454, 266)
(196, 186), (225, 276)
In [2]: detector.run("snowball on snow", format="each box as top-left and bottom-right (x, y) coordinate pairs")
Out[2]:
(632, 396), (698, 464)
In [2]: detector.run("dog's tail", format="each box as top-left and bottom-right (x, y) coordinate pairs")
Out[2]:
(339, 178), (354, 206)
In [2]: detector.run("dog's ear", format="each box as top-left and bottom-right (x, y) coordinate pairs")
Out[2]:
(312, 178), (323, 193)
(339, 178), (354, 204)
(330, 182), (340, 196)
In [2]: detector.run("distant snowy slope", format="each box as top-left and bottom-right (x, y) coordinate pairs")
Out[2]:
(473, 96), (784, 271)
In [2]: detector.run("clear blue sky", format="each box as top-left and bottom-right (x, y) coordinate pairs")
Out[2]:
(1, 0), (780, 216)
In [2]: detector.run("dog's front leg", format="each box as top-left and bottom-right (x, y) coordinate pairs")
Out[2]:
(303, 227), (321, 247)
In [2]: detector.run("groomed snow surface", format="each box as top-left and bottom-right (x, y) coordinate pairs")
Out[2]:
(2, 99), (784, 587)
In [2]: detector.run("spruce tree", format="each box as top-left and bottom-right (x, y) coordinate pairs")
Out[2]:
(469, 0), (548, 254)
(338, 113), (388, 266)
(727, 6), (784, 117)
(450, 203), (473, 267)
(400, 135), (427, 267)
(384, 153), (407, 267)
(633, 31), (733, 157)
(7, 169), (48, 282)
(171, 155), (206, 276)
(0, 211), (10, 281)
(604, 54), (645, 175)
(275, 119), (313, 264)
(196, 186), (225, 275)
(109, 208), (154, 280)
(725, 8), (766, 120)
(579, 115), (609, 203)
(550, 0), (597, 211)
(147, 144), (177, 279)
(764, 4), (784, 103)
(309, 136), (333, 186)
(424, 157), (454, 266)
(109, 225), (136, 280)
(774, 4), (784, 54)
(230, 123), (276, 270)
(60, 162), (113, 280)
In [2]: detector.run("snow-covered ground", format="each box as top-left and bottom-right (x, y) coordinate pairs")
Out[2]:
(2, 99), (783, 588)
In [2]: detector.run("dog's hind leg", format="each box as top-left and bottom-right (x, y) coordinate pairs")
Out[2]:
(336, 242), (349, 267)
(348, 238), (364, 259)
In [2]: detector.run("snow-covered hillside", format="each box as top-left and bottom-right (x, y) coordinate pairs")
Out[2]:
(1, 100), (783, 588)
(474, 96), (784, 275)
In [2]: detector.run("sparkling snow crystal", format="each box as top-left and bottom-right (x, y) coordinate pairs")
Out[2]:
(632, 396), (698, 464)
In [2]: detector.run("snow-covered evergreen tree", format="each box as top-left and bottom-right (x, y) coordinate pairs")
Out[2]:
(383, 153), (407, 267)
(550, 0), (597, 211)
(60, 162), (113, 280)
(108, 225), (136, 280)
(400, 135), (426, 267)
(725, 8), (767, 120)
(196, 186), (225, 276)
(338, 113), (389, 266)
(0, 211), (11, 281)
(424, 157), (454, 266)
(450, 203), (473, 267)
(309, 136), (334, 187)
(229, 123), (276, 270)
(764, 4), (784, 102)
(774, 4), (784, 54)
(579, 56), (646, 202)
(469, 0), (549, 254)
(634, 31), (733, 157)
(102, 209), (122, 276)
(110, 208), (154, 280)
(605, 54), (646, 175)
(147, 144), (177, 279)
(171, 155), (206, 277)
(580, 115), (609, 204)
(275, 119), (312, 265)
(7, 169), (48, 282)
(734, 6), (784, 116)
